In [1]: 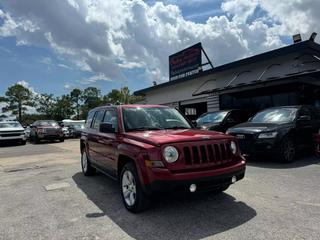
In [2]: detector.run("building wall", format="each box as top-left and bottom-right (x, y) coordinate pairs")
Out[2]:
(141, 52), (320, 111)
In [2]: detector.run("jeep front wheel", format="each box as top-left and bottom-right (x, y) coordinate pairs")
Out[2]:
(120, 162), (149, 213)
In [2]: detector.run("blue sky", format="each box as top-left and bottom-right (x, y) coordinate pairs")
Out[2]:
(0, 0), (318, 97)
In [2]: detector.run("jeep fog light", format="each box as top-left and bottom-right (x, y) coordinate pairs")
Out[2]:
(230, 141), (237, 154)
(231, 176), (237, 184)
(190, 184), (197, 192)
(163, 146), (179, 163)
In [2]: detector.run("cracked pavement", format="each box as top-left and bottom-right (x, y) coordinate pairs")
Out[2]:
(0, 140), (320, 240)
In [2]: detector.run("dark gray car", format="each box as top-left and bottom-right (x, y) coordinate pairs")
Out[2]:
(226, 106), (320, 162)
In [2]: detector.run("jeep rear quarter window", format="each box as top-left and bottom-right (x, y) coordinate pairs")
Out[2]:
(85, 111), (95, 128)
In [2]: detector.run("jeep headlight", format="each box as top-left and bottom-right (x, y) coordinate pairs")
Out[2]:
(230, 141), (237, 154)
(258, 131), (278, 139)
(163, 146), (179, 163)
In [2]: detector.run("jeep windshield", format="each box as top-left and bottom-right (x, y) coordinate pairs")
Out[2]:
(250, 108), (297, 123)
(122, 107), (192, 132)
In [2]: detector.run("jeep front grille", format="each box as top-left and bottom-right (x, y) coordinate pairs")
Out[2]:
(183, 142), (233, 165)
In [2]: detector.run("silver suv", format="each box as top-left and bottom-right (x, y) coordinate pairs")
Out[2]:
(0, 121), (26, 145)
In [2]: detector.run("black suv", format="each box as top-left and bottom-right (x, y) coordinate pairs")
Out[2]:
(196, 109), (254, 133)
(226, 106), (320, 162)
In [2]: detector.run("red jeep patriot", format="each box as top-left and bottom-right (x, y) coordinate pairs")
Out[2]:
(81, 105), (246, 212)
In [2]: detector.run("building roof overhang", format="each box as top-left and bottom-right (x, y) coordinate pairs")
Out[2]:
(200, 70), (320, 96)
(134, 40), (320, 96)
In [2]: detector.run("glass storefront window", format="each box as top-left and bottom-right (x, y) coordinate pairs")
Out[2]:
(220, 91), (298, 110)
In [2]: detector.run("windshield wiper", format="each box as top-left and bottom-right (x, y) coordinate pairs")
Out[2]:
(128, 127), (164, 131)
(165, 126), (190, 130)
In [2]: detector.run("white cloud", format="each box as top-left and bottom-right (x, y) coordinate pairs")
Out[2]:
(64, 83), (72, 89)
(0, 46), (11, 53)
(39, 57), (52, 65)
(83, 73), (113, 83)
(58, 63), (72, 70)
(0, 0), (319, 86)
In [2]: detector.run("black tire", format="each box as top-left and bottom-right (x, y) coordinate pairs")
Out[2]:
(316, 143), (320, 158)
(280, 137), (296, 163)
(34, 135), (40, 144)
(81, 148), (95, 176)
(20, 140), (27, 145)
(212, 184), (230, 194)
(59, 138), (64, 142)
(120, 162), (150, 213)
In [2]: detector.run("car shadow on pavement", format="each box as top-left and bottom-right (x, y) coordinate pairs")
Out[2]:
(247, 154), (320, 169)
(0, 141), (24, 147)
(72, 172), (256, 240)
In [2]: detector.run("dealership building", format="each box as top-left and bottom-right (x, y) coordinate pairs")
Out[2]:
(134, 39), (320, 121)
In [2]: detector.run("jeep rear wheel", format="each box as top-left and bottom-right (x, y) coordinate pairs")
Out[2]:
(120, 162), (149, 213)
(81, 148), (95, 176)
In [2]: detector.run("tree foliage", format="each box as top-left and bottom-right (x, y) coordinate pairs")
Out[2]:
(70, 88), (82, 120)
(36, 93), (56, 118)
(0, 84), (144, 124)
(0, 84), (34, 121)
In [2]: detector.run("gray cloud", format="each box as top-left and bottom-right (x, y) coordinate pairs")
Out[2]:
(0, 0), (319, 85)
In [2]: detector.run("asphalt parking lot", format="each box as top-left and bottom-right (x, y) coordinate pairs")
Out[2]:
(0, 140), (320, 240)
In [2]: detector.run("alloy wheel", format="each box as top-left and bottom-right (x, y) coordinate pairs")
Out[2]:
(283, 139), (295, 162)
(122, 170), (137, 207)
(82, 151), (88, 172)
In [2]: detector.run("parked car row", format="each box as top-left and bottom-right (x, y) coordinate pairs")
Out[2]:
(195, 105), (320, 162)
(0, 119), (85, 145)
(60, 119), (85, 138)
(0, 121), (27, 145)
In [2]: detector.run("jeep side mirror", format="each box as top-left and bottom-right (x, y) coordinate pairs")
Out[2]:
(99, 122), (115, 133)
(297, 115), (311, 121)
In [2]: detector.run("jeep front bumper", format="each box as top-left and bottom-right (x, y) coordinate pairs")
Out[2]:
(143, 160), (246, 194)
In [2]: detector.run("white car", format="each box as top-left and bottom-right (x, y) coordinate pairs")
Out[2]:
(0, 121), (26, 145)
(62, 126), (71, 138)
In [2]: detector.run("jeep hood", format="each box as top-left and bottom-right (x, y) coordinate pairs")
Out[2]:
(125, 129), (233, 146)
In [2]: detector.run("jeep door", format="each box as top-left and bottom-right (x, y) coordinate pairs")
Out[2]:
(87, 109), (105, 164)
(95, 109), (118, 176)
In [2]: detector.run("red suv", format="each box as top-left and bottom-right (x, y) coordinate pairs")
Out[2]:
(81, 105), (246, 212)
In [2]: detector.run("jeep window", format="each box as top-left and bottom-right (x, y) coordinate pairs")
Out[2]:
(92, 110), (105, 129)
(103, 110), (118, 132)
(0, 122), (22, 128)
(197, 111), (229, 125)
(250, 108), (297, 123)
(122, 107), (191, 132)
(86, 111), (95, 128)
